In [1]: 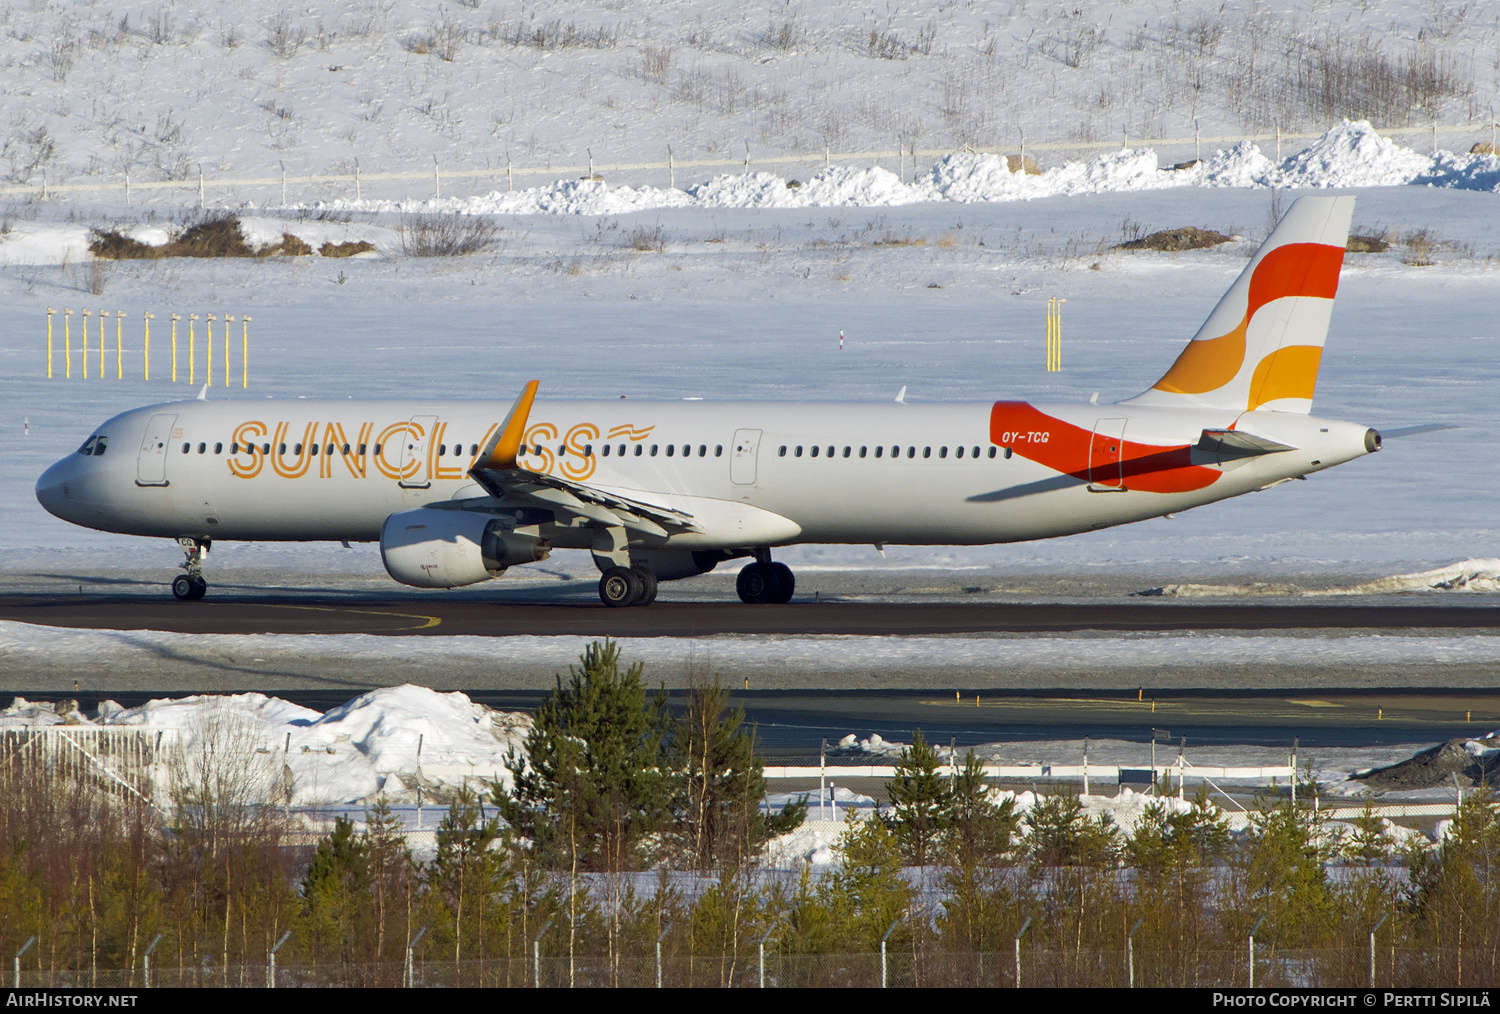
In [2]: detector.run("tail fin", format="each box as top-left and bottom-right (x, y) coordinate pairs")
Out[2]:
(1123, 195), (1354, 414)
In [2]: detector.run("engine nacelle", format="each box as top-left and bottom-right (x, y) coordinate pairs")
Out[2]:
(380, 508), (549, 588)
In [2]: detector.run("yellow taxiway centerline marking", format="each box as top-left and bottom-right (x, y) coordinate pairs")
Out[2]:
(262, 604), (443, 631)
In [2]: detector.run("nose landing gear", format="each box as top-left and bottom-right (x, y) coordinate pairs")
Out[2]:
(736, 558), (794, 604)
(173, 537), (209, 600)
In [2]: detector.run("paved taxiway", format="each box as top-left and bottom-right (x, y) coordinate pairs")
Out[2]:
(2, 594), (1497, 637)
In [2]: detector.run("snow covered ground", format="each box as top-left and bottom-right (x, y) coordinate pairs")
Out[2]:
(0, 1), (1494, 201)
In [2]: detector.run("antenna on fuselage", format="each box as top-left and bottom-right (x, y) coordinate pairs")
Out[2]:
(196, 383), (208, 401)
(894, 385), (907, 403)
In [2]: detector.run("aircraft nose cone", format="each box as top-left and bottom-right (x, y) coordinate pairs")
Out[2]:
(35, 455), (85, 521)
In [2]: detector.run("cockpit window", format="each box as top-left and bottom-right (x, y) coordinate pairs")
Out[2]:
(93, 436), (107, 456)
(77, 437), (95, 455)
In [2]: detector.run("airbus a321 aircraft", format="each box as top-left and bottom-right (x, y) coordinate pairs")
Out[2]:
(37, 195), (1380, 607)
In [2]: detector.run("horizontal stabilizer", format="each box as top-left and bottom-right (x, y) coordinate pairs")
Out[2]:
(1197, 429), (1296, 458)
(1379, 424), (1458, 439)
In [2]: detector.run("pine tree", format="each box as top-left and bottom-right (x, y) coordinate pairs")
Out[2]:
(494, 640), (671, 872)
(301, 816), (373, 973)
(885, 729), (952, 869)
(667, 677), (805, 871)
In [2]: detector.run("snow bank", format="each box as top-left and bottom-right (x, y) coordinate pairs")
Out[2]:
(312, 121), (1500, 221)
(1330, 558), (1500, 594)
(4, 685), (531, 806)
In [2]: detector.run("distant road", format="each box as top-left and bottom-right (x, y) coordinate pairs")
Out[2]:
(1, 594), (1496, 637)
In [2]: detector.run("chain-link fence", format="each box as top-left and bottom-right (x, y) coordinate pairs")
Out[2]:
(12, 948), (1500, 988)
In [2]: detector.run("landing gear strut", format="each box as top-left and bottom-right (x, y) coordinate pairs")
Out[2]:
(173, 537), (209, 601)
(598, 565), (659, 608)
(737, 557), (794, 604)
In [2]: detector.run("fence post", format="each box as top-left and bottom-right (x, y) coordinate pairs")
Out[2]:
(531, 917), (552, 988)
(142, 933), (162, 988)
(1370, 912), (1388, 988)
(755, 920), (780, 988)
(1014, 915), (1031, 988)
(14, 936), (35, 987)
(404, 925), (427, 988)
(1248, 915), (1266, 988)
(880, 918), (901, 988)
(1127, 916), (1144, 987)
(268, 930), (291, 988)
(655, 922), (671, 988)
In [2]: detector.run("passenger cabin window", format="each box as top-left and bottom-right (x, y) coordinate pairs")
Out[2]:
(666, 445), (674, 456)
(999, 447), (1008, 459)
(634, 444), (643, 456)
(938, 446), (947, 458)
(906, 447), (915, 458)
(698, 445), (707, 457)
(875, 446), (883, 458)
(310, 443), (319, 455)
(230, 442), (239, 454)
(810, 446), (818, 457)
(279, 443), (287, 454)
(972, 446), (981, 458)
(214, 442), (223, 454)
(584, 444), (593, 457)
(470, 444), (478, 456)
(955, 446), (964, 458)
(859, 446), (867, 458)
(602, 444), (611, 456)
(342, 444), (351, 455)
(923, 447), (931, 458)
(182, 443), (190, 454)
(650, 444), (658, 456)
(843, 447), (851, 458)
(715, 445), (723, 456)
(359, 443), (367, 455)
(198, 443), (207, 454)
(294, 443), (303, 455)
(779, 446), (787, 457)
(795, 446), (803, 457)
(826, 446), (834, 458)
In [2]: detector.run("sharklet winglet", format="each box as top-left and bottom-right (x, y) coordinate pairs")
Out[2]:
(473, 380), (540, 474)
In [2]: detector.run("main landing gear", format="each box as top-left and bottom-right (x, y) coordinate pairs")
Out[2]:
(172, 537), (209, 601)
(736, 555), (794, 604)
(598, 566), (659, 608)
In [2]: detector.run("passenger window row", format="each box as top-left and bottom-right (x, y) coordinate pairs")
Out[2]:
(525, 443), (725, 459)
(777, 444), (1008, 460)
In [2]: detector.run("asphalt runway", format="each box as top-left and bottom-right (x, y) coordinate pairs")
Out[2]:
(2, 594), (1498, 637)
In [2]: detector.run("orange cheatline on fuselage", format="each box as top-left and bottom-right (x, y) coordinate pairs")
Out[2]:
(1152, 242), (1346, 396)
(989, 401), (1220, 494)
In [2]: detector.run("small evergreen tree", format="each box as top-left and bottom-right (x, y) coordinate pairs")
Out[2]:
(885, 729), (951, 868)
(494, 640), (671, 872)
(668, 678), (804, 871)
(301, 816), (372, 973)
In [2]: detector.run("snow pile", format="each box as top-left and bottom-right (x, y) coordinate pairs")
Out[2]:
(1329, 558), (1500, 594)
(0, 697), (85, 727)
(1192, 140), (1279, 188)
(10, 686), (531, 806)
(1272, 120), (1435, 189)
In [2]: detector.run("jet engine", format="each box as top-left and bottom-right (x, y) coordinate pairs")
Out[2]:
(380, 507), (549, 588)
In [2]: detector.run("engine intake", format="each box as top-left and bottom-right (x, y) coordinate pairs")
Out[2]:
(380, 508), (549, 588)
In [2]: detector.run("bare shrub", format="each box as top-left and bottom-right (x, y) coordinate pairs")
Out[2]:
(397, 214), (499, 257)
(166, 701), (286, 854)
(266, 10), (307, 59)
(1117, 227), (1233, 252)
(762, 16), (801, 52)
(319, 239), (375, 257)
(1346, 233), (1390, 253)
(1400, 228), (1436, 266)
(501, 18), (619, 50)
(404, 15), (466, 61)
(624, 224), (666, 252)
(145, 9), (173, 45)
(90, 215), (311, 260)
(46, 35), (76, 82)
(867, 21), (933, 60)
(154, 110), (185, 145)
(641, 43), (672, 83)
(1292, 35), (1472, 126)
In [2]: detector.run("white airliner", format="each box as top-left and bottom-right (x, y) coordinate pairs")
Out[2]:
(37, 195), (1381, 607)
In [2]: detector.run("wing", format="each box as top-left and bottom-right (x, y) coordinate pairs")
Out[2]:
(467, 381), (701, 537)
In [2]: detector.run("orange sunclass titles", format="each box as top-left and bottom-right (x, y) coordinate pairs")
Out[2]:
(226, 418), (634, 482)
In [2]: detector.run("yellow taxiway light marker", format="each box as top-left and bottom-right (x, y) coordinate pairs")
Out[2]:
(63, 309), (72, 378)
(97, 308), (105, 378)
(143, 312), (154, 380)
(206, 314), (215, 386)
(115, 310), (123, 379)
(224, 315), (234, 387)
(241, 315), (250, 388)
(81, 310), (90, 378)
(188, 314), (197, 384)
(171, 314), (181, 382)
